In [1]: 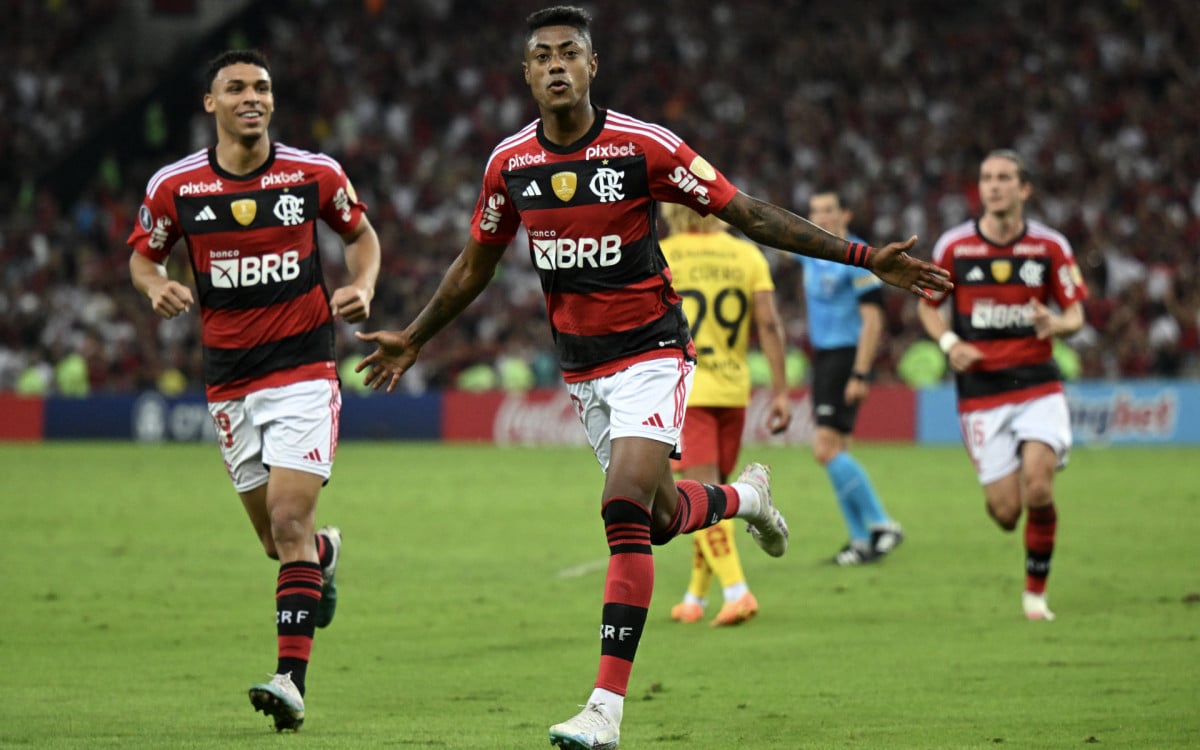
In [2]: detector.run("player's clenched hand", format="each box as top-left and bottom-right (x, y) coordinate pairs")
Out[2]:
(766, 392), (792, 435)
(354, 330), (419, 393)
(331, 285), (372, 323)
(1030, 299), (1056, 339)
(869, 236), (953, 300)
(149, 280), (194, 319)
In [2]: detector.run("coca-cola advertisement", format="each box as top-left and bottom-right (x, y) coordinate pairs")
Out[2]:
(443, 390), (588, 445)
(443, 386), (916, 445)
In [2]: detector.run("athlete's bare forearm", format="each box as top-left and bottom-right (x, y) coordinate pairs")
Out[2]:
(406, 243), (502, 346)
(717, 192), (848, 262)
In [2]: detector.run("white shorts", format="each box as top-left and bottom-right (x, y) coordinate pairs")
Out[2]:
(208, 379), (342, 493)
(566, 357), (693, 473)
(959, 392), (1072, 485)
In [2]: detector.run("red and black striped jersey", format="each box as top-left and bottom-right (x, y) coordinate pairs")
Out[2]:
(127, 143), (367, 401)
(470, 108), (738, 383)
(924, 219), (1089, 411)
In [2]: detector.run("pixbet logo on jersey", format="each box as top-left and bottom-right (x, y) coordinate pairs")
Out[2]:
(532, 235), (622, 270)
(210, 250), (301, 288)
(261, 169), (306, 189)
(179, 179), (224, 195)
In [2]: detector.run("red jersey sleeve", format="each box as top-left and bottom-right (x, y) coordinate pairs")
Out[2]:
(1048, 238), (1089, 309)
(470, 156), (521, 246)
(921, 230), (959, 308)
(318, 166), (368, 234)
(646, 139), (738, 216)
(127, 186), (183, 264)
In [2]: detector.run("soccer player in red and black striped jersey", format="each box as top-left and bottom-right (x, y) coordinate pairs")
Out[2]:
(127, 49), (380, 732)
(919, 149), (1088, 623)
(355, 7), (949, 748)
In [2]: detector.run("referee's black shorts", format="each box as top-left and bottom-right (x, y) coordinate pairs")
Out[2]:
(810, 346), (860, 434)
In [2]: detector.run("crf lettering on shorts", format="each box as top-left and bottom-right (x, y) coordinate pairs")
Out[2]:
(533, 235), (622, 270)
(971, 299), (1033, 329)
(600, 624), (635, 641)
(210, 250), (301, 288)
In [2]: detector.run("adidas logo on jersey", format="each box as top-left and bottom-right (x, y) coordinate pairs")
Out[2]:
(966, 266), (985, 282)
(522, 182), (543, 198)
(195, 206), (217, 221)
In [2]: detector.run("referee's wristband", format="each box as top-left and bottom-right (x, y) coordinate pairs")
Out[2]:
(850, 371), (873, 382)
(938, 331), (962, 354)
(845, 241), (873, 268)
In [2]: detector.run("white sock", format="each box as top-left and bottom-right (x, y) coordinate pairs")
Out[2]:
(732, 482), (762, 519)
(588, 688), (624, 726)
(683, 592), (706, 607)
(723, 582), (749, 602)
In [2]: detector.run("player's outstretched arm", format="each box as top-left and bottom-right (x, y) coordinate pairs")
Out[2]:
(715, 191), (952, 298)
(355, 238), (506, 393)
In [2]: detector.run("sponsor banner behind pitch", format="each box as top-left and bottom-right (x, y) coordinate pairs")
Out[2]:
(39, 391), (442, 441)
(441, 385), (916, 445)
(916, 380), (1200, 445)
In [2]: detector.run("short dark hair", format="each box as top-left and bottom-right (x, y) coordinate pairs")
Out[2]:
(811, 188), (846, 208)
(985, 148), (1031, 184)
(526, 5), (593, 49)
(204, 49), (271, 92)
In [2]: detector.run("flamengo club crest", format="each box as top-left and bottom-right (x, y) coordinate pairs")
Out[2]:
(990, 259), (1012, 283)
(552, 171), (577, 202)
(231, 199), (257, 226)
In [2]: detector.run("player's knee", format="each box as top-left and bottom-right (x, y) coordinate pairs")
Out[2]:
(1023, 474), (1055, 507)
(986, 500), (1020, 531)
(602, 497), (655, 544)
(811, 444), (837, 466)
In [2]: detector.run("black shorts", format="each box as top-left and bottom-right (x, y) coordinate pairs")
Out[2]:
(811, 347), (860, 434)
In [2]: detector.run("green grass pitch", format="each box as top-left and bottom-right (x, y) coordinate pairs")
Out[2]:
(2, 441), (1197, 749)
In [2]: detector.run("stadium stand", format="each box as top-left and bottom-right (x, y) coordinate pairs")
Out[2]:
(2, 0), (1197, 394)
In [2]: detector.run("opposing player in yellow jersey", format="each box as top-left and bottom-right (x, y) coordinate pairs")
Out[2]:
(660, 203), (792, 626)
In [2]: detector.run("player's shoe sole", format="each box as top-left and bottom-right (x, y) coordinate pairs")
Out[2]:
(711, 591), (758, 626)
(1022, 591), (1056, 621)
(737, 463), (788, 557)
(670, 601), (705, 623)
(870, 524), (904, 556)
(249, 673), (305, 732)
(548, 702), (620, 749)
(832, 542), (879, 566)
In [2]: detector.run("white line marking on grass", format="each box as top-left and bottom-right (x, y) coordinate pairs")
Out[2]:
(556, 558), (609, 578)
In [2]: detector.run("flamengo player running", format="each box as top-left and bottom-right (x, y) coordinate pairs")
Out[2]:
(127, 49), (380, 730)
(356, 7), (950, 748)
(918, 149), (1087, 622)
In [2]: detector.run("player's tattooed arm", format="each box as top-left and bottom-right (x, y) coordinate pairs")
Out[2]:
(717, 191), (847, 262)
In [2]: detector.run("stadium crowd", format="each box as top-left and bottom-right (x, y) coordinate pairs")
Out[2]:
(2, 0), (1197, 396)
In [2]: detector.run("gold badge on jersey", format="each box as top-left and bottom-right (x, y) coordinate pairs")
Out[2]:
(551, 171), (577, 202)
(689, 156), (716, 181)
(231, 199), (257, 226)
(991, 259), (1012, 283)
